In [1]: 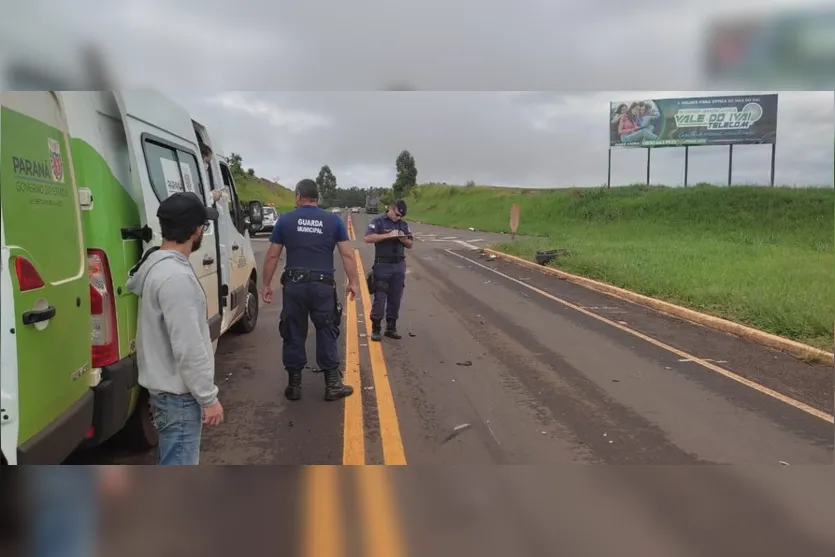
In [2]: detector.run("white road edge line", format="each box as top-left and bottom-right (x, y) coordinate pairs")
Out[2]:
(453, 240), (481, 250)
(444, 249), (834, 424)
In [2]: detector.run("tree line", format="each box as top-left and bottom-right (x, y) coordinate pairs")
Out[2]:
(227, 150), (419, 208)
(316, 149), (418, 207)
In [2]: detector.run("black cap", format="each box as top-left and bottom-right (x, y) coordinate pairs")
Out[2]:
(157, 192), (219, 229)
(394, 199), (407, 217)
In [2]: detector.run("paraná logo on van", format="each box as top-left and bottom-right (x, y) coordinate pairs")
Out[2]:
(48, 138), (64, 183)
(12, 156), (52, 180)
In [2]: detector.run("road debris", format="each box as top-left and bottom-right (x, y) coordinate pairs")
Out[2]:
(442, 423), (472, 444)
(486, 420), (501, 445)
(456, 360), (473, 366)
(535, 249), (571, 266)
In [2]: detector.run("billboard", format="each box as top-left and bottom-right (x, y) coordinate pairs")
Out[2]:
(609, 94), (778, 148)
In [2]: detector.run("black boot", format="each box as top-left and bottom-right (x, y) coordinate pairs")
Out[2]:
(284, 369), (302, 401)
(384, 319), (402, 339)
(370, 320), (382, 342)
(323, 369), (354, 401)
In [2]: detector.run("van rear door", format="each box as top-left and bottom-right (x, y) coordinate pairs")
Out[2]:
(112, 92), (222, 340)
(0, 92), (93, 463)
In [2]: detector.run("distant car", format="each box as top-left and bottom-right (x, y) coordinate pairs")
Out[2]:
(331, 207), (341, 214)
(351, 206), (360, 213)
(259, 206), (279, 235)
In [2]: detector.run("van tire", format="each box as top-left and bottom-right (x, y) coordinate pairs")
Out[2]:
(120, 388), (158, 452)
(232, 279), (259, 334)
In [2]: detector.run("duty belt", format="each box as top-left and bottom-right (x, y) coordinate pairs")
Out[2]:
(374, 256), (405, 264)
(282, 270), (335, 285)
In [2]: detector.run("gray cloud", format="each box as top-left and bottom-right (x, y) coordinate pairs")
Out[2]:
(3, 1), (832, 189)
(170, 90), (833, 189)
(11, 0), (832, 90)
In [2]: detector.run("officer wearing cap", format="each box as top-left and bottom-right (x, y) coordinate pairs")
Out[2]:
(363, 199), (413, 341)
(260, 179), (360, 401)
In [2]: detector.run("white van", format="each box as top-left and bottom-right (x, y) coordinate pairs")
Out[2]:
(1, 90), (264, 464)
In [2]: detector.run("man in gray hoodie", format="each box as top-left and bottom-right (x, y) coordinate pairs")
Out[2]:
(126, 192), (223, 465)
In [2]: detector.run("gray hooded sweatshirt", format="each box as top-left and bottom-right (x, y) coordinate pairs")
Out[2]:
(126, 248), (218, 407)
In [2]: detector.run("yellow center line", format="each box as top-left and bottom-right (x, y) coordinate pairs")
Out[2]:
(347, 216), (356, 241)
(356, 466), (409, 557)
(343, 276), (365, 465)
(302, 466), (345, 557)
(354, 249), (408, 465)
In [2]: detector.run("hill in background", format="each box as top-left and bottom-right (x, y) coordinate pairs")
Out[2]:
(234, 174), (296, 212)
(405, 182), (834, 350)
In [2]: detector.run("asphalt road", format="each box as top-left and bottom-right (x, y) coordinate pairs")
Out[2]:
(72, 211), (834, 555)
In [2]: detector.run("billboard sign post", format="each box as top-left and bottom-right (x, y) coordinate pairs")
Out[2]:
(607, 94), (778, 187)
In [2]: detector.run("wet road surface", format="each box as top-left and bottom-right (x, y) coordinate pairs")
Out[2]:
(72, 212), (834, 555)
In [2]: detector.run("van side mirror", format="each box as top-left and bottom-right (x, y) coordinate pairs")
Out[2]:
(248, 201), (263, 225)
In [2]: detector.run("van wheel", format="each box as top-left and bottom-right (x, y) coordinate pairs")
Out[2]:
(232, 279), (259, 334)
(120, 388), (158, 452)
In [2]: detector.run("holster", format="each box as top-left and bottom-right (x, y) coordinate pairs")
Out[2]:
(333, 288), (343, 323)
(366, 268), (375, 294)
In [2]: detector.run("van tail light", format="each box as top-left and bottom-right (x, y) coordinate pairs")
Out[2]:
(88, 249), (119, 368)
(14, 256), (45, 292)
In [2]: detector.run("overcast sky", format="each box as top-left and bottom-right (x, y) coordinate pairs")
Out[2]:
(6, 0), (834, 189)
(166, 90), (834, 189)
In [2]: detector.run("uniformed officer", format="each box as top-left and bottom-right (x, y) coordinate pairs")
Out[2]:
(260, 179), (360, 401)
(363, 199), (413, 341)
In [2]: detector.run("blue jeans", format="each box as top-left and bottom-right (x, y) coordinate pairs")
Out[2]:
(622, 127), (658, 142)
(150, 392), (203, 465)
(26, 467), (97, 557)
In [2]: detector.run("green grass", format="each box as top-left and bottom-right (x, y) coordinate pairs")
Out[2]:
(406, 183), (835, 351)
(234, 174), (296, 213)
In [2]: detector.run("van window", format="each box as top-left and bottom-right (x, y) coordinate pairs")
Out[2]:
(219, 161), (245, 234)
(144, 139), (206, 202)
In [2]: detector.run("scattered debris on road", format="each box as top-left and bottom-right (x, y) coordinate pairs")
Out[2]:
(457, 360), (473, 366)
(442, 423), (472, 444)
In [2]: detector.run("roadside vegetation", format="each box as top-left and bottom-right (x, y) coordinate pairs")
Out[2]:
(227, 153), (296, 212)
(405, 183), (834, 351)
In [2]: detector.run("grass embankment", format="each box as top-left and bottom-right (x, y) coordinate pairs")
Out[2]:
(234, 174), (295, 213)
(407, 183), (834, 351)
